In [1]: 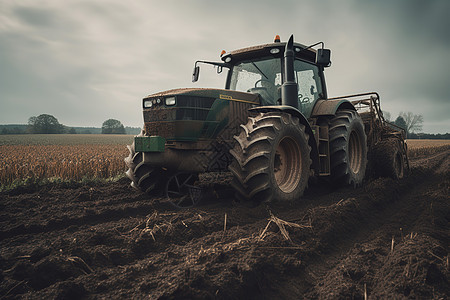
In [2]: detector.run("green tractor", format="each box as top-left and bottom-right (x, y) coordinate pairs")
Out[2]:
(125, 35), (408, 208)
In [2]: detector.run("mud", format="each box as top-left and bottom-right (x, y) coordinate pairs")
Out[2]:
(1, 149), (449, 299)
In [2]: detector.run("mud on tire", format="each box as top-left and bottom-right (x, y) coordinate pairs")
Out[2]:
(329, 109), (367, 187)
(229, 112), (311, 204)
(371, 138), (405, 180)
(124, 134), (166, 194)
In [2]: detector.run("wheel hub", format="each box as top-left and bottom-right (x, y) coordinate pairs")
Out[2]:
(274, 137), (302, 193)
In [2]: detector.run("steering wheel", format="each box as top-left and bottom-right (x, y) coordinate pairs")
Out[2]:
(254, 79), (273, 88)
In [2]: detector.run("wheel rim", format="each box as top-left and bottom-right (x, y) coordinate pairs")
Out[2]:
(165, 173), (201, 209)
(274, 137), (302, 193)
(348, 130), (362, 174)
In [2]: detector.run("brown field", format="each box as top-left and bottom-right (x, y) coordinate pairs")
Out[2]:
(407, 139), (450, 149)
(406, 139), (450, 158)
(0, 135), (132, 187)
(1, 135), (448, 188)
(0, 135), (449, 299)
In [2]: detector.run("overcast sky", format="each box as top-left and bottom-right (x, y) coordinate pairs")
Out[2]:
(1, 0), (449, 133)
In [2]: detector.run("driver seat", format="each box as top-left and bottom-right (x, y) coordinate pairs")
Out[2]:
(248, 87), (275, 106)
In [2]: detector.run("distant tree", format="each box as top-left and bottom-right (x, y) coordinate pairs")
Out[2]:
(102, 119), (125, 134)
(28, 114), (64, 134)
(399, 111), (423, 134)
(68, 127), (77, 134)
(394, 116), (407, 132)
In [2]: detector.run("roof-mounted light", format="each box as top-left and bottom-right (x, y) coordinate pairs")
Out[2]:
(274, 35), (281, 43)
(220, 50), (226, 57)
(270, 48), (280, 54)
(222, 54), (232, 63)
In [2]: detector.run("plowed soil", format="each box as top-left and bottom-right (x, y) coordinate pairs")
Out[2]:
(1, 149), (449, 299)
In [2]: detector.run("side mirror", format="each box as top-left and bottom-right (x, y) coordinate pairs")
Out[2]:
(316, 49), (331, 67)
(192, 66), (200, 82)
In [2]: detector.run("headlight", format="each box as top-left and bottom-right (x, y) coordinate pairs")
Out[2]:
(165, 97), (176, 106)
(144, 100), (153, 108)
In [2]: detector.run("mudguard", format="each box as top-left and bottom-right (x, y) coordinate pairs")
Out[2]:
(310, 99), (355, 117)
(249, 105), (320, 175)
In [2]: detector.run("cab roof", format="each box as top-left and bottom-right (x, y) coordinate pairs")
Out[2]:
(222, 42), (317, 64)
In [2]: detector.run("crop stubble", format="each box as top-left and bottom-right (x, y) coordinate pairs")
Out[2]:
(1, 135), (448, 187)
(0, 135), (132, 187)
(0, 136), (449, 299)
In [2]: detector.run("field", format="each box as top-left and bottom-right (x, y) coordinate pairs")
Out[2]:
(406, 139), (450, 148)
(0, 135), (449, 298)
(0, 135), (133, 188)
(1, 135), (448, 189)
(406, 139), (450, 158)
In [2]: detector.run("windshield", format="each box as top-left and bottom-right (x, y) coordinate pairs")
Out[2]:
(229, 58), (281, 105)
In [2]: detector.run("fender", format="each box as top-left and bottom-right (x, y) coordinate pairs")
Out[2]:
(249, 105), (320, 175)
(310, 99), (355, 117)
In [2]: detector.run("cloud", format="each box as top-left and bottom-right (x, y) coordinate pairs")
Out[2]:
(0, 0), (448, 133)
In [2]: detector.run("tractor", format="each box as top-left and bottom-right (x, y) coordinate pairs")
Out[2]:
(125, 35), (408, 208)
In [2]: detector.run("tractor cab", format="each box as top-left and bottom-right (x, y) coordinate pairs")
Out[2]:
(193, 35), (331, 118)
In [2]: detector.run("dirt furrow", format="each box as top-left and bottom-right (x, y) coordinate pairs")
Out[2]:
(0, 149), (448, 299)
(302, 153), (449, 299)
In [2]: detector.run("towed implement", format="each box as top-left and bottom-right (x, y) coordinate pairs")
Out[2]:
(125, 35), (408, 208)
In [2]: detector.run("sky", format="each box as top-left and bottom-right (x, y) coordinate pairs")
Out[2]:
(1, 0), (449, 133)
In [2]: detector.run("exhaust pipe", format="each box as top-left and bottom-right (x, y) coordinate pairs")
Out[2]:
(281, 35), (298, 109)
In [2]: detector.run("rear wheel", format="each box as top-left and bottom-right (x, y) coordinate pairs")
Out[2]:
(371, 138), (405, 179)
(229, 112), (311, 204)
(329, 110), (367, 187)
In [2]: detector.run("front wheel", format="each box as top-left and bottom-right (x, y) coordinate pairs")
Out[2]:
(229, 112), (311, 204)
(124, 137), (167, 194)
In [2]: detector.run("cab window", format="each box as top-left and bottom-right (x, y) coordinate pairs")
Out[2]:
(294, 60), (323, 116)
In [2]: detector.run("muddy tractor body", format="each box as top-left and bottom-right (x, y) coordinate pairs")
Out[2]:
(125, 35), (408, 208)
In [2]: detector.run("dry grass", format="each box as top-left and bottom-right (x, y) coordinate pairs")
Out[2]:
(406, 139), (450, 149)
(406, 139), (450, 158)
(1, 135), (448, 187)
(0, 135), (131, 187)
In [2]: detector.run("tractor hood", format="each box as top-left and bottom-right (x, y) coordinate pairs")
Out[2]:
(142, 88), (259, 143)
(144, 88), (259, 105)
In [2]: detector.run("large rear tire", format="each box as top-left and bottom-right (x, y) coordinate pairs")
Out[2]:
(329, 110), (367, 187)
(124, 138), (166, 194)
(229, 112), (311, 204)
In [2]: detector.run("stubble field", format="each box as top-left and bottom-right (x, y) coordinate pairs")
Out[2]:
(0, 135), (449, 299)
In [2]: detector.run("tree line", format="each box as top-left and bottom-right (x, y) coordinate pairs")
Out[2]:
(1, 112), (447, 139)
(0, 114), (139, 135)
